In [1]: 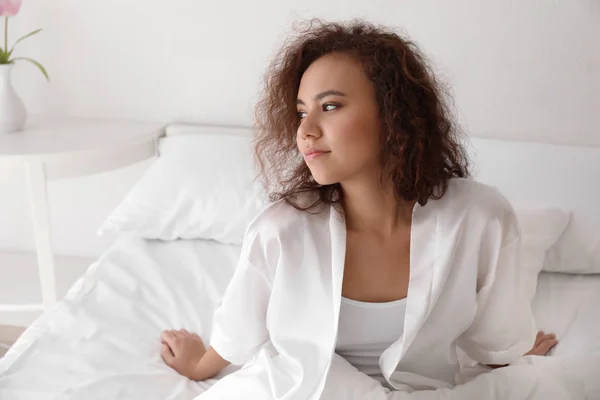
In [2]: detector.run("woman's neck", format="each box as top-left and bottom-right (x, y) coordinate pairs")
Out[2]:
(340, 175), (415, 238)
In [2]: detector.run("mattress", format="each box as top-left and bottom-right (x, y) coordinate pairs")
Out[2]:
(0, 235), (597, 399)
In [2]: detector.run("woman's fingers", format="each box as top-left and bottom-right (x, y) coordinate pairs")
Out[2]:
(161, 330), (174, 343)
(529, 339), (558, 356)
(172, 330), (183, 340)
(161, 328), (200, 341)
(161, 330), (180, 355)
(543, 333), (556, 341)
(536, 330), (544, 338)
(534, 331), (556, 345)
(161, 343), (175, 366)
(161, 329), (201, 348)
(526, 331), (559, 356)
(536, 338), (559, 355)
(537, 333), (556, 346)
(167, 328), (199, 339)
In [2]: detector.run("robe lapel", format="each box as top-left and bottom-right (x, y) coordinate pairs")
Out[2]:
(315, 205), (347, 398)
(381, 199), (453, 380)
(329, 206), (347, 334)
(401, 201), (440, 355)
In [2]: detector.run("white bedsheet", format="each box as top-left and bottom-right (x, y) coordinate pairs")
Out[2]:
(0, 234), (241, 399)
(0, 236), (597, 399)
(533, 272), (600, 359)
(531, 272), (600, 399)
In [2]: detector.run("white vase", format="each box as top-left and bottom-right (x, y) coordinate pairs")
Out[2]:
(0, 64), (27, 134)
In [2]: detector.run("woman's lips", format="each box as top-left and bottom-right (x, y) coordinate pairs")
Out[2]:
(304, 151), (330, 160)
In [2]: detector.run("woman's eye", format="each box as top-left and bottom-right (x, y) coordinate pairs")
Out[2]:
(298, 104), (337, 120)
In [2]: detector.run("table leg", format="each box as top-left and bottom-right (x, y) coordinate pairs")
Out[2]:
(25, 161), (57, 309)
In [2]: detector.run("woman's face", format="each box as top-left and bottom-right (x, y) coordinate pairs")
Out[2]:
(296, 52), (383, 186)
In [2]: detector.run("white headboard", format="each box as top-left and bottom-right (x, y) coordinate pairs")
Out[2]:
(165, 124), (600, 273)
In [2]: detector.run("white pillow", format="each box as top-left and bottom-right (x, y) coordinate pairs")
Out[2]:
(98, 125), (571, 276)
(515, 207), (570, 301)
(98, 128), (267, 245)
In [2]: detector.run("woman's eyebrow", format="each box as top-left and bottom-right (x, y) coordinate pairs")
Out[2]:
(297, 90), (347, 105)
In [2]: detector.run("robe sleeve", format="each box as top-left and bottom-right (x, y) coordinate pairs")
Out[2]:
(456, 208), (537, 366)
(209, 229), (272, 366)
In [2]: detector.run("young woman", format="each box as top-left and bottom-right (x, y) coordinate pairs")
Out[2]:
(159, 20), (558, 398)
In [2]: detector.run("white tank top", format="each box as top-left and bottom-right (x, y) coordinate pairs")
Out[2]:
(335, 296), (407, 386)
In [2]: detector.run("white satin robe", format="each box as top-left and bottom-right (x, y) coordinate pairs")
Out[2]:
(198, 178), (537, 399)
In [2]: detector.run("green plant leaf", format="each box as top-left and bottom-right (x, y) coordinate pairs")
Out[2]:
(9, 29), (42, 54)
(11, 57), (50, 81)
(0, 48), (9, 64)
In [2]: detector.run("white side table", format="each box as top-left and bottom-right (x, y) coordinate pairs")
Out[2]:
(0, 116), (164, 312)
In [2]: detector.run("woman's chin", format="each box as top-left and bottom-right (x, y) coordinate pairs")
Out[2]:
(310, 172), (340, 186)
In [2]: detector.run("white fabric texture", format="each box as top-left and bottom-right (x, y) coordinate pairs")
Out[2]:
(533, 272), (600, 360)
(335, 297), (407, 386)
(320, 353), (586, 400)
(0, 234), (241, 399)
(0, 232), (596, 399)
(203, 178), (538, 399)
(97, 132), (267, 245)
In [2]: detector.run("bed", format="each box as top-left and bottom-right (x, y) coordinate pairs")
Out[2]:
(0, 124), (599, 400)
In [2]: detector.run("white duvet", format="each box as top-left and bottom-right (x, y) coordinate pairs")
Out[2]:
(0, 235), (596, 399)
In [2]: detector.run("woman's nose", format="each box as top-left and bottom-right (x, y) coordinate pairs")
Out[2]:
(297, 115), (322, 140)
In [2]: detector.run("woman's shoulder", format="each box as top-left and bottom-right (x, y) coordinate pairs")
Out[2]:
(246, 195), (331, 238)
(249, 199), (306, 228)
(242, 196), (332, 269)
(444, 178), (516, 220)
(442, 178), (519, 244)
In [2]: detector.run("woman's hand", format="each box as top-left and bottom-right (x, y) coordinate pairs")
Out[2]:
(525, 330), (559, 356)
(160, 329), (207, 380)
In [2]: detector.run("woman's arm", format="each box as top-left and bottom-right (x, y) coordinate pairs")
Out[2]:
(160, 224), (273, 379)
(457, 210), (538, 366)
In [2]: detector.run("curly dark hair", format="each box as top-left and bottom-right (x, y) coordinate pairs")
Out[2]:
(254, 19), (470, 211)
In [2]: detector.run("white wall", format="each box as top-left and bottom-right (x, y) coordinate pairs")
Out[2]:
(1, 0), (599, 258)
